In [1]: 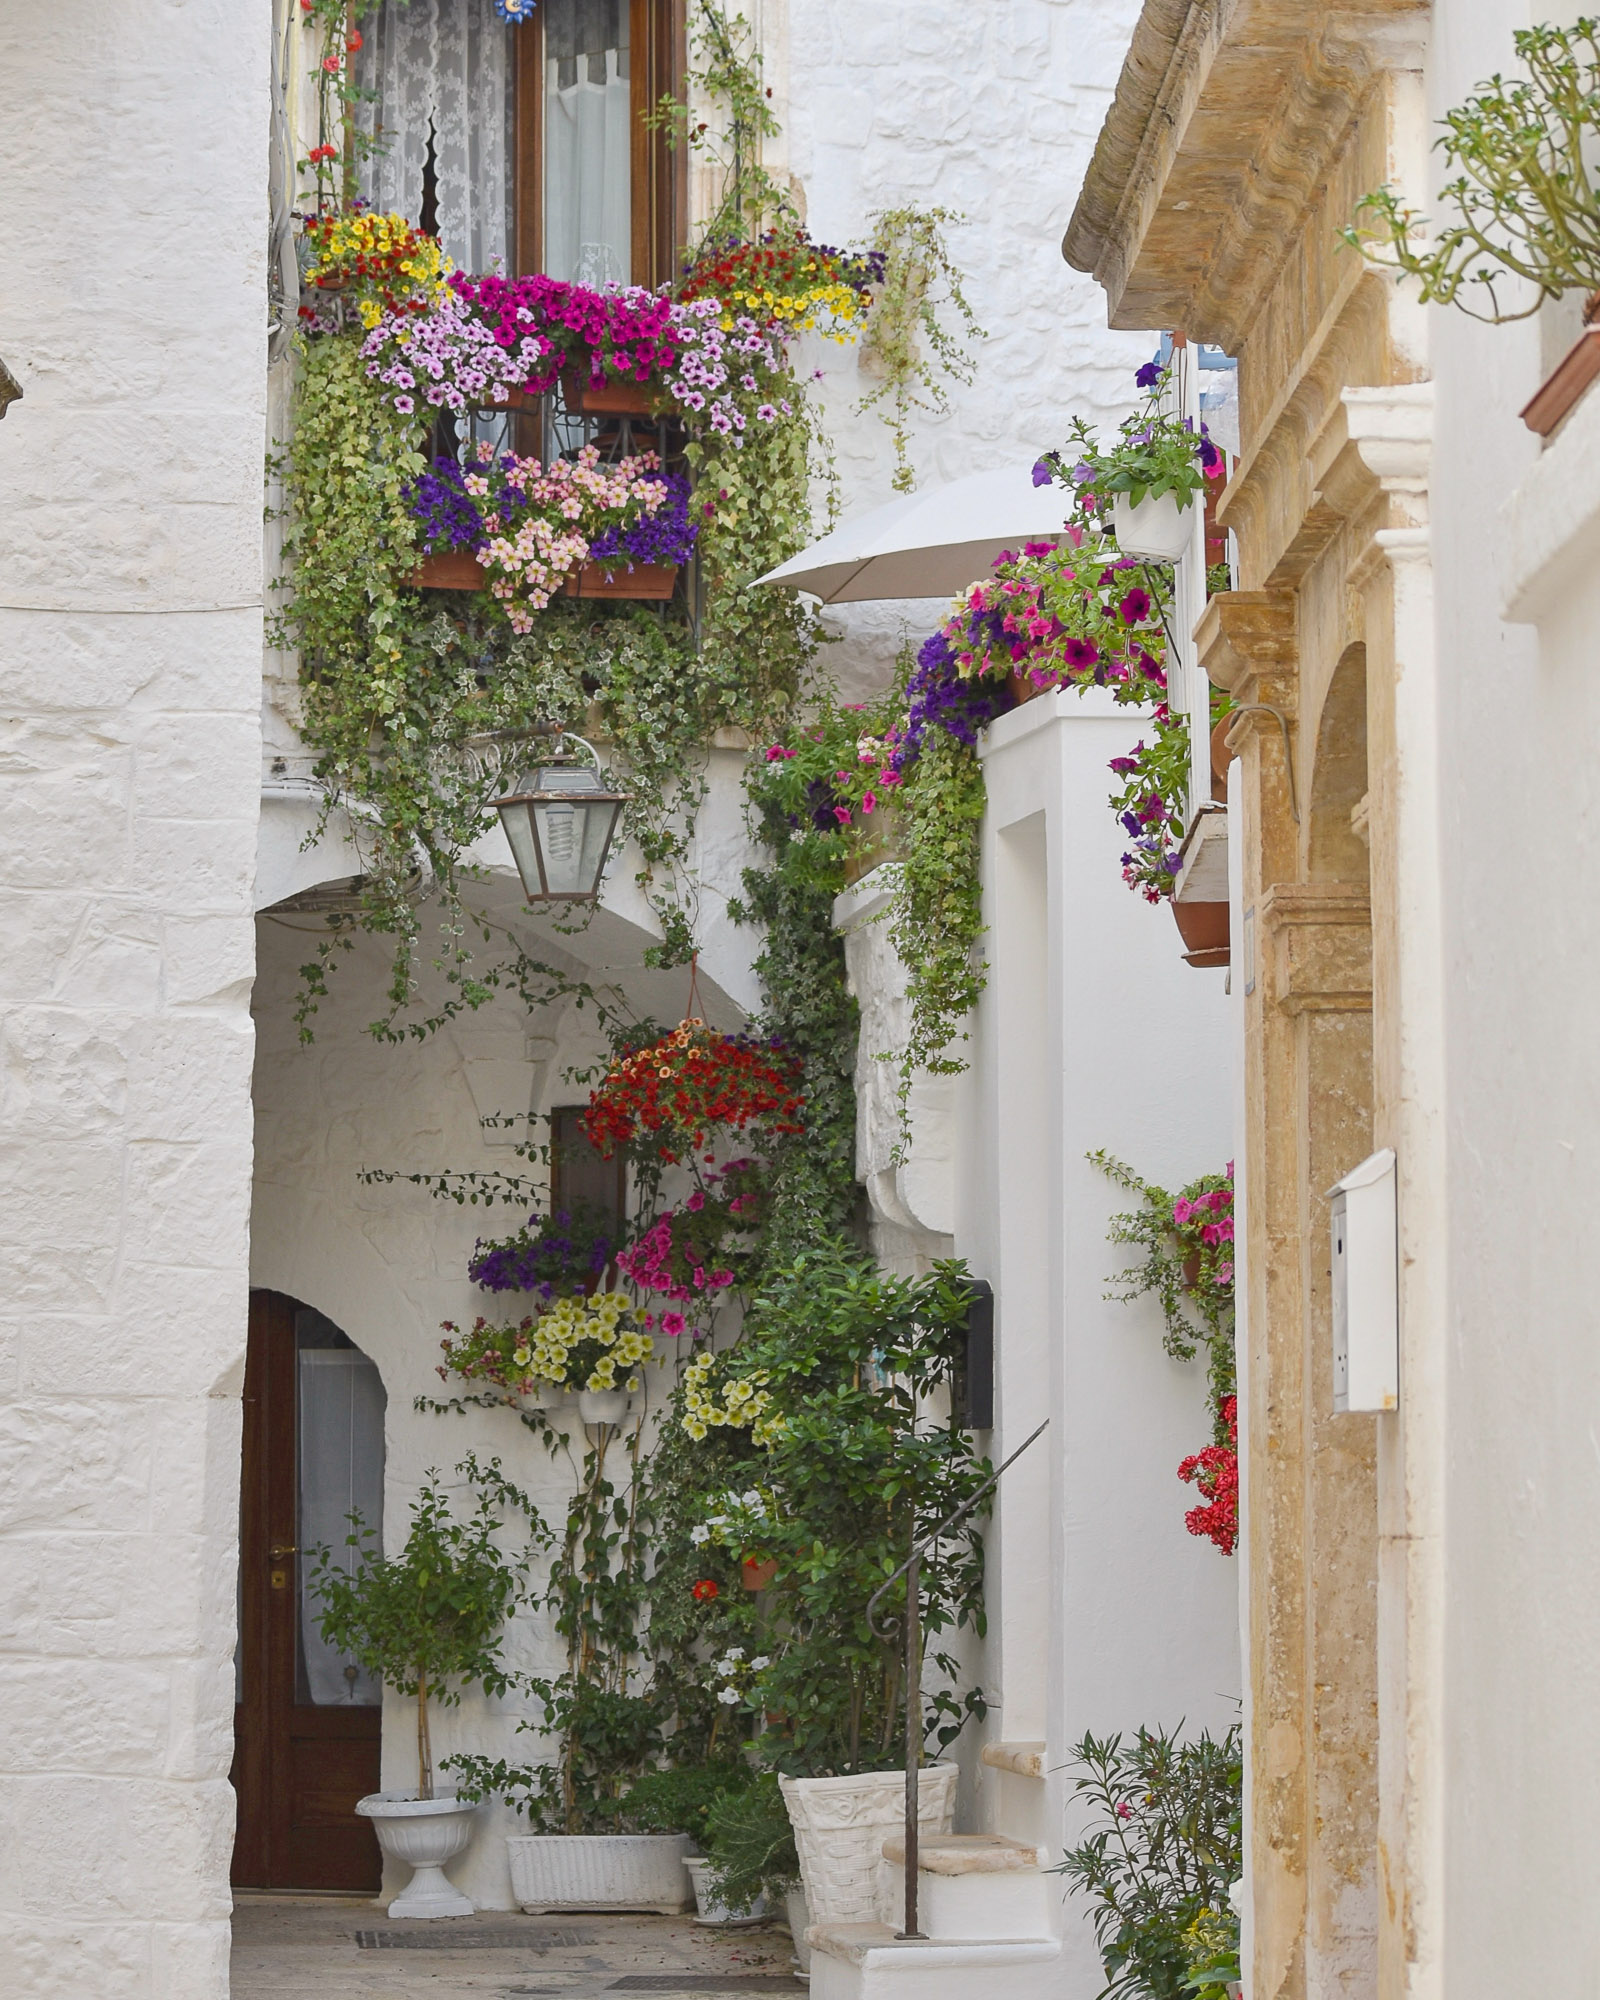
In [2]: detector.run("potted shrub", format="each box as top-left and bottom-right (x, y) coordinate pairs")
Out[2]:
(307, 1460), (545, 1919)
(614, 1765), (766, 1924)
(671, 1249), (988, 1927)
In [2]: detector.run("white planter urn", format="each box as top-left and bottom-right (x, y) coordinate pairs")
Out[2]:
(507, 1832), (693, 1913)
(576, 1387), (630, 1426)
(685, 1854), (767, 1924)
(355, 1792), (479, 1919)
(1111, 487), (1196, 562)
(779, 1766), (956, 1927)
(784, 1883), (813, 1974)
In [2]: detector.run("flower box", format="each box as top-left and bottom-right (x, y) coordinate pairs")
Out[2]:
(1520, 324), (1600, 436)
(561, 562), (679, 602)
(507, 1832), (693, 1913)
(409, 551), (485, 591)
(408, 554), (678, 601)
(560, 364), (660, 418)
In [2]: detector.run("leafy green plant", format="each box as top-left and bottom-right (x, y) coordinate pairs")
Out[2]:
(1180, 1901), (1242, 2000)
(704, 1770), (800, 1911)
(1056, 1723), (1243, 2000)
(618, 1761), (755, 1843)
(857, 206), (984, 491)
(1348, 19), (1600, 321)
(890, 718), (987, 1096)
(307, 1457), (548, 1799)
(674, 1246), (990, 1777)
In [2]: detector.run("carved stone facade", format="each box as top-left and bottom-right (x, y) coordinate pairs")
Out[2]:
(1068, 6), (1435, 1997)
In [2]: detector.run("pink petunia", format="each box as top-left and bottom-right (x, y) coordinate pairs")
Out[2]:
(862, 791), (877, 814)
(661, 1312), (686, 1336)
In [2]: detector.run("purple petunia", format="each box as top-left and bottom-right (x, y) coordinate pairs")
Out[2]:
(1135, 360), (1164, 389)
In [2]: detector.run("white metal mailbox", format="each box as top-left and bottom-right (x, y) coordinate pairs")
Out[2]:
(1328, 1147), (1398, 1413)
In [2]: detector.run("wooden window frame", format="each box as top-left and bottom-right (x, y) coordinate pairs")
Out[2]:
(513, 0), (687, 289)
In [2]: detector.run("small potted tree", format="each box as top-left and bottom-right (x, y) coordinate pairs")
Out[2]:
(308, 1458), (546, 1918)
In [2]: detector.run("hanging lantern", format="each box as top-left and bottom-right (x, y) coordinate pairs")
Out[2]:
(493, 736), (629, 904)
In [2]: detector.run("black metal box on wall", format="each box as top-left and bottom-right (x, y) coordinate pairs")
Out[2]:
(958, 1278), (994, 1430)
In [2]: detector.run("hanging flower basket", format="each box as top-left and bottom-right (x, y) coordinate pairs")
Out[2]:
(741, 1556), (779, 1592)
(580, 1020), (806, 1164)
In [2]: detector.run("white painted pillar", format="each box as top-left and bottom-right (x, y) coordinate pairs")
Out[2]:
(0, 5), (267, 1992)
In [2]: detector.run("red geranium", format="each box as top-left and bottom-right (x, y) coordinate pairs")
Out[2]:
(692, 1578), (719, 1602)
(1178, 1395), (1238, 1556)
(581, 1019), (805, 1164)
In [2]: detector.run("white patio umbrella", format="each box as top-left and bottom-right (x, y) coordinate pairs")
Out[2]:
(754, 461), (1070, 603)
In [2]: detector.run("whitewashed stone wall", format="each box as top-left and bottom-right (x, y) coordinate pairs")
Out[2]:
(782, 0), (1153, 700)
(0, 4), (267, 1995)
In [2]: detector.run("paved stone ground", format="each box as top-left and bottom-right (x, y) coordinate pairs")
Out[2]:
(230, 1896), (805, 1999)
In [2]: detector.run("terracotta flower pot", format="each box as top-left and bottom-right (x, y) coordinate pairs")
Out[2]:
(1172, 897), (1229, 969)
(560, 364), (660, 417)
(741, 1556), (778, 1592)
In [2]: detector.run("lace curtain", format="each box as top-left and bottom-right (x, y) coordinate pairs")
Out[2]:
(298, 1347), (387, 1707)
(544, 0), (632, 287)
(354, 0), (514, 275)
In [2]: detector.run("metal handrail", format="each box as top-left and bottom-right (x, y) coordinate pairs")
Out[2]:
(866, 1418), (1050, 1940)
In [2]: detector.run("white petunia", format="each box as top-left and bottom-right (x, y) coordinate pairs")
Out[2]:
(717, 1687), (740, 1706)
(751, 1656), (771, 1671)
(689, 1525), (711, 1545)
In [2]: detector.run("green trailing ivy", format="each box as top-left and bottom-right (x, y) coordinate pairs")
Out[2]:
(889, 721), (987, 1088)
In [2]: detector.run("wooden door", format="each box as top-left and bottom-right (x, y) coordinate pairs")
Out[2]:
(231, 1291), (385, 1890)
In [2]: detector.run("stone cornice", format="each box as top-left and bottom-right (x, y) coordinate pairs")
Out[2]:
(1064, 1), (1427, 349)
(1197, 589), (1297, 693)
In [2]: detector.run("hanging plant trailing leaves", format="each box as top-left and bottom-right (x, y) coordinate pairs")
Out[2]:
(857, 205), (985, 492)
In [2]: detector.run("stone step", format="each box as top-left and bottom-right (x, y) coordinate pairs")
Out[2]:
(809, 1924), (1062, 2000)
(875, 1834), (1050, 1939)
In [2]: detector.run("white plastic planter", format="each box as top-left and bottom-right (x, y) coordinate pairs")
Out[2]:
(507, 1832), (693, 1913)
(779, 1766), (956, 1927)
(576, 1387), (630, 1426)
(355, 1792), (479, 1919)
(1111, 488), (1196, 562)
(685, 1854), (768, 1925)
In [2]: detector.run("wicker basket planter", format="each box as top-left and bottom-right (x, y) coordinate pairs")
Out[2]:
(778, 1765), (957, 1927)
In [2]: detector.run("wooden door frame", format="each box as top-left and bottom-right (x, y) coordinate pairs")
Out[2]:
(232, 1290), (383, 1891)
(514, 0), (686, 286)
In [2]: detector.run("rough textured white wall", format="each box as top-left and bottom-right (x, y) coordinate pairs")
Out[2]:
(783, 0), (1154, 700)
(0, 4), (266, 1993)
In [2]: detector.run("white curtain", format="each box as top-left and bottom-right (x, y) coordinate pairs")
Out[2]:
(298, 1348), (387, 1707)
(355, 0), (514, 276)
(544, 0), (632, 287)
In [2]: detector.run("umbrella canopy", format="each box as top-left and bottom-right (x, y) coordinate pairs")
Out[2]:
(754, 462), (1070, 604)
